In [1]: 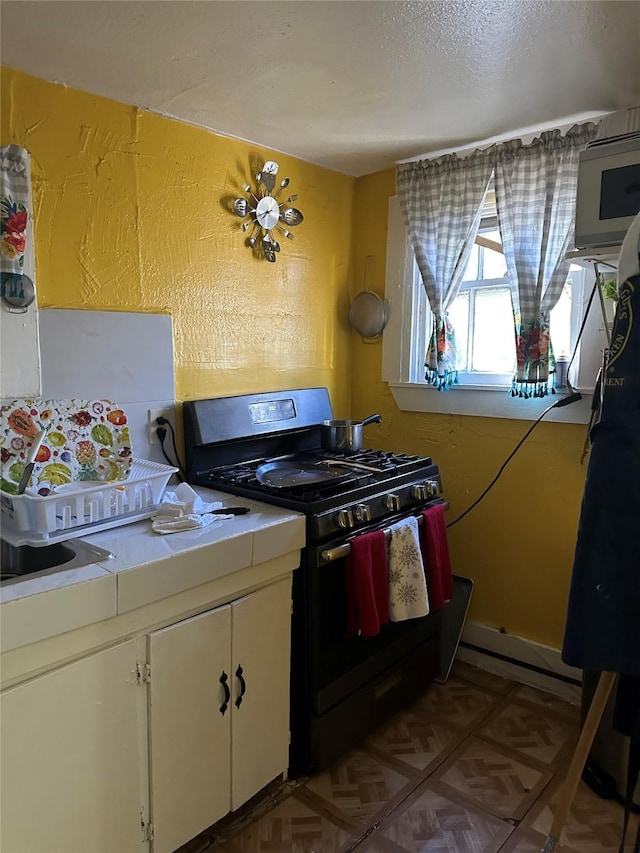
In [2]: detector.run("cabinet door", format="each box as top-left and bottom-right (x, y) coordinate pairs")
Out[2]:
(231, 577), (292, 810)
(0, 641), (144, 853)
(148, 605), (232, 853)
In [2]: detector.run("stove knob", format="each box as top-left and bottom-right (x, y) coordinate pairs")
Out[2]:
(337, 509), (355, 529)
(386, 494), (401, 512)
(355, 503), (372, 522)
(412, 481), (440, 499)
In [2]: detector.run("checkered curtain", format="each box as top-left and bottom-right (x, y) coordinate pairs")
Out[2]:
(493, 124), (597, 397)
(397, 150), (494, 389)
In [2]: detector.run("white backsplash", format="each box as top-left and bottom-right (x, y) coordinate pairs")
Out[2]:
(37, 309), (176, 466)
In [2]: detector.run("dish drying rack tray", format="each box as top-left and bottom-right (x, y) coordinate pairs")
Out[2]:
(1, 459), (177, 546)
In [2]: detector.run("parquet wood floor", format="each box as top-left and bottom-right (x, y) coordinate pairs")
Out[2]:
(177, 661), (638, 853)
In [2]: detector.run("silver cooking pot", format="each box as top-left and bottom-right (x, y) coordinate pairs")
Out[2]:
(321, 413), (382, 453)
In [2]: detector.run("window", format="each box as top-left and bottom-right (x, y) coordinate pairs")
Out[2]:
(444, 219), (514, 385)
(382, 196), (609, 423)
(413, 217), (584, 389)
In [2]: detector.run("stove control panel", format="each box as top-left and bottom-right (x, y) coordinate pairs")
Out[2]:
(321, 476), (442, 540)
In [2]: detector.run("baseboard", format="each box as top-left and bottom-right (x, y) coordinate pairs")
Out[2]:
(456, 620), (582, 705)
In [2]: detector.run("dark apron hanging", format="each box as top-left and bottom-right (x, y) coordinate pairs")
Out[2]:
(562, 214), (640, 853)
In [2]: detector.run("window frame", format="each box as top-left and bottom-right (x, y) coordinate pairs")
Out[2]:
(382, 196), (602, 424)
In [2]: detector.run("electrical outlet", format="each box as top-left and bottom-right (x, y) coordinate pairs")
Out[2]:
(148, 408), (173, 444)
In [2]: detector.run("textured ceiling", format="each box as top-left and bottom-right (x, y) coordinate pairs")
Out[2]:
(2, 0), (639, 176)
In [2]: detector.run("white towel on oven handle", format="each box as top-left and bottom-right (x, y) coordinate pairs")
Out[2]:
(387, 516), (430, 621)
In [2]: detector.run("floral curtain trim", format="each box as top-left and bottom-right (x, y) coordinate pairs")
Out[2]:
(511, 314), (552, 397)
(0, 145), (34, 306)
(426, 313), (459, 390)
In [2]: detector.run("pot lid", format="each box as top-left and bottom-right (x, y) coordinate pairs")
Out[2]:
(348, 290), (388, 339)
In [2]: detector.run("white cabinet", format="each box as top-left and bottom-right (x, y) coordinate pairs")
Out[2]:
(148, 604), (231, 853)
(148, 577), (293, 853)
(0, 640), (146, 853)
(0, 572), (296, 853)
(230, 577), (292, 810)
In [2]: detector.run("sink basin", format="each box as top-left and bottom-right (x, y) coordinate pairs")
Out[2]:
(0, 538), (113, 584)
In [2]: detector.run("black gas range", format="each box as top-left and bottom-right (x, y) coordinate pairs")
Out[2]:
(184, 388), (444, 776)
(184, 388), (441, 539)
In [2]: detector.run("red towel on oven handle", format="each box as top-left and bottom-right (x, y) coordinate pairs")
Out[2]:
(345, 529), (389, 637)
(419, 504), (454, 610)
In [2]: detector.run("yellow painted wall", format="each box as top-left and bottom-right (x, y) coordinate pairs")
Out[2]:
(2, 67), (587, 650)
(0, 68), (354, 413)
(351, 169), (588, 650)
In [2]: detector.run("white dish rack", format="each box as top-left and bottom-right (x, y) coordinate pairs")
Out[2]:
(1, 459), (177, 547)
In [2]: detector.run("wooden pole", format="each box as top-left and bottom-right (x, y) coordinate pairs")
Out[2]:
(541, 670), (617, 853)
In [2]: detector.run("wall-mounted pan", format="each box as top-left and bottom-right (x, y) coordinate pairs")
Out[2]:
(348, 290), (388, 339)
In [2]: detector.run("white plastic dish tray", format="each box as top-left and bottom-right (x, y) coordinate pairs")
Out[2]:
(0, 458), (177, 547)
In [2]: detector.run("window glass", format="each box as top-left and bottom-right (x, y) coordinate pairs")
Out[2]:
(481, 230), (508, 279)
(549, 278), (573, 358)
(462, 244), (479, 281)
(470, 286), (514, 372)
(448, 292), (469, 371)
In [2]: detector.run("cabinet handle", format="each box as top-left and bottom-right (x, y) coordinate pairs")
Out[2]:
(235, 664), (246, 709)
(219, 670), (230, 715)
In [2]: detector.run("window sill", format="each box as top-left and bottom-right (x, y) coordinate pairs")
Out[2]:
(388, 382), (593, 424)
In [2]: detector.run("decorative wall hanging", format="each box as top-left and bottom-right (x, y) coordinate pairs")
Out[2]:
(1, 145), (36, 313)
(232, 161), (304, 262)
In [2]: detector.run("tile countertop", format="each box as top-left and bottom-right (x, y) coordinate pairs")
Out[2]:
(0, 487), (305, 653)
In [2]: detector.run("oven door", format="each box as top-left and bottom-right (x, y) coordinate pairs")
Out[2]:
(288, 504), (444, 775)
(302, 506), (442, 715)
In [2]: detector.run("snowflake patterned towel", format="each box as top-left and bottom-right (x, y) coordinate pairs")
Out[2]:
(419, 504), (454, 610)
(345, 529), (389, 637)
(387, 516), (429, 622)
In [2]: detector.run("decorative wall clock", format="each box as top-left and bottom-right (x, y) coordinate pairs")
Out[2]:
(232, 161), (304, 262)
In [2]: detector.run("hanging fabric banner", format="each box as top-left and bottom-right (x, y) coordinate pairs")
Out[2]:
(1, 145), (35, 312)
